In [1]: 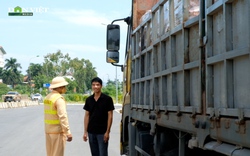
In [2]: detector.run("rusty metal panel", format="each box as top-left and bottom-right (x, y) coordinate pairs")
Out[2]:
(154, 77), (160, 108)
(175, 32), (184, 66)
(189, 68), (200, 108)
(133, 0), (159, 29)
(129, 0), (250, 154)
(188, 24), (200, 62)
(153, 45), (160, 73)
(131, 0), (202, 113)
(206, 0), (250, 117)
(233, 56), (250, 108)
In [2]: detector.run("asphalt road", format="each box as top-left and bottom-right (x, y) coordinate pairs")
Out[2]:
(0, 104), (122, 156)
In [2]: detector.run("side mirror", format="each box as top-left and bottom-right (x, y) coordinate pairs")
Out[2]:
(106, 24), (120, 51)
(106, 51), (119, 63)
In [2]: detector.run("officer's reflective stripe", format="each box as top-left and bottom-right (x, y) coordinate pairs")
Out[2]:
(44, 99), (53, 105)
(44, 94), (62, 105)
(44, 94), (62, 116)
(45, 119), (60, 124)
(44, 110), (57, 114)
(44, 94), (63, 125)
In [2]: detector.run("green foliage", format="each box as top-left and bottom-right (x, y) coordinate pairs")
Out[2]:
(0, 57), (22, 88)
(43, 50), (97, 92)
(102, 79), (123, 103)
(33, 75), (51, 89)
(102, 84), (116, 96)
(84, 60), (97, 90)
(32, 88), (48, 96)
(70, 58), (88, 93)
(118, 94), (123, 103)
(0, 50), (108, 103)
(65, 78), (77, 94)
(0, 83), (10, 99)
(14, 84), (30, 94)
(64, 94), (89, 102)
(28, 63), (42, 79)
(44, 50), (71, 77)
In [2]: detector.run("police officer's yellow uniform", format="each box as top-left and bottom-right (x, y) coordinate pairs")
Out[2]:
(44, 77), (71, 156)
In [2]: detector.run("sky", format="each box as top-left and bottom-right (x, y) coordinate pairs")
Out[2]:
(0, 0), (132, 83)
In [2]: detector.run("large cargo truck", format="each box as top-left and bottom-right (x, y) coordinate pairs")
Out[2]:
(106, 0), (250, 155)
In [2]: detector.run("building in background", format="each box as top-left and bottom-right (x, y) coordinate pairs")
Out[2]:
(0, 46), (6, 83)
(0, 46), (6, 68)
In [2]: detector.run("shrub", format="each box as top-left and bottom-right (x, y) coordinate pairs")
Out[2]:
(0, 83), (9, 100)
(64, 94), (89, 103)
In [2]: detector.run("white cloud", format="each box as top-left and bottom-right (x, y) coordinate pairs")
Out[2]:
(0, 17), (52, 25)
(51, 9), (111, 27)
(49, 44), (104, 53)
(0, 18), (32, 23)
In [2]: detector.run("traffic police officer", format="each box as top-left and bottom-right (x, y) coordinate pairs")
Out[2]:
(44, 76), (73, 156)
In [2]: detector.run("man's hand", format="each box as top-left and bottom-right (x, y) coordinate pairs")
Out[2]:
(104, 132), (110, 143)
(83, 133), (88, 142)
(67, 134), (73, 142)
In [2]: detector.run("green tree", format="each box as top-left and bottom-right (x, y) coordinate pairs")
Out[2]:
(43, 50), (71, 77)
(43, 50), (97, 93)
(28, 63), (43, 80)
(33, 74), (51, 89)
(69, 58), (97, 93)
(41, 62), (50, 77)
(69, 58), (87, 93)
(102, 80), (117, 97)
(84, 60), (97, 90)
(102, 79), (123, 103)
(14, 84), (30, 94)
(0, 83), (10, 100)
(65, 77), (77, 93)
(1, 57), (22, 88)
(5, 57), (22, 71)
(102, 84), (116, 96)
(1, 70), (13, 86)
(22, 50), (98, 96)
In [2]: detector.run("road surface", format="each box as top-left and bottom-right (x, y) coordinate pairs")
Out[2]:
(0, 104), (122, 156)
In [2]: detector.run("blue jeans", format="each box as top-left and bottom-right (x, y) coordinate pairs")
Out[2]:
(88, 133), (108, 156)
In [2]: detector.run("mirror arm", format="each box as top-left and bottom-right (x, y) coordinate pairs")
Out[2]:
(111, 16), (131, 25)
(111, 63), (124, 72)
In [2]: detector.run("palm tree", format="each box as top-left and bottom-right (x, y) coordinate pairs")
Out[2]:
(1, 70), (13, 85)
(2, 57), (22, 88)
(5, 58), (22, 71)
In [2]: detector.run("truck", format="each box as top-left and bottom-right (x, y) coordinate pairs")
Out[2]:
(106, 0), (250, 156)
(3, 91), (21, 102)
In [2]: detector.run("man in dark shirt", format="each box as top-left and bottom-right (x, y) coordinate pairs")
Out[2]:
(83, 77), (114, 156)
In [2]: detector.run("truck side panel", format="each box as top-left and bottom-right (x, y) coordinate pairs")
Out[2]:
(129, 0), (250, 155)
